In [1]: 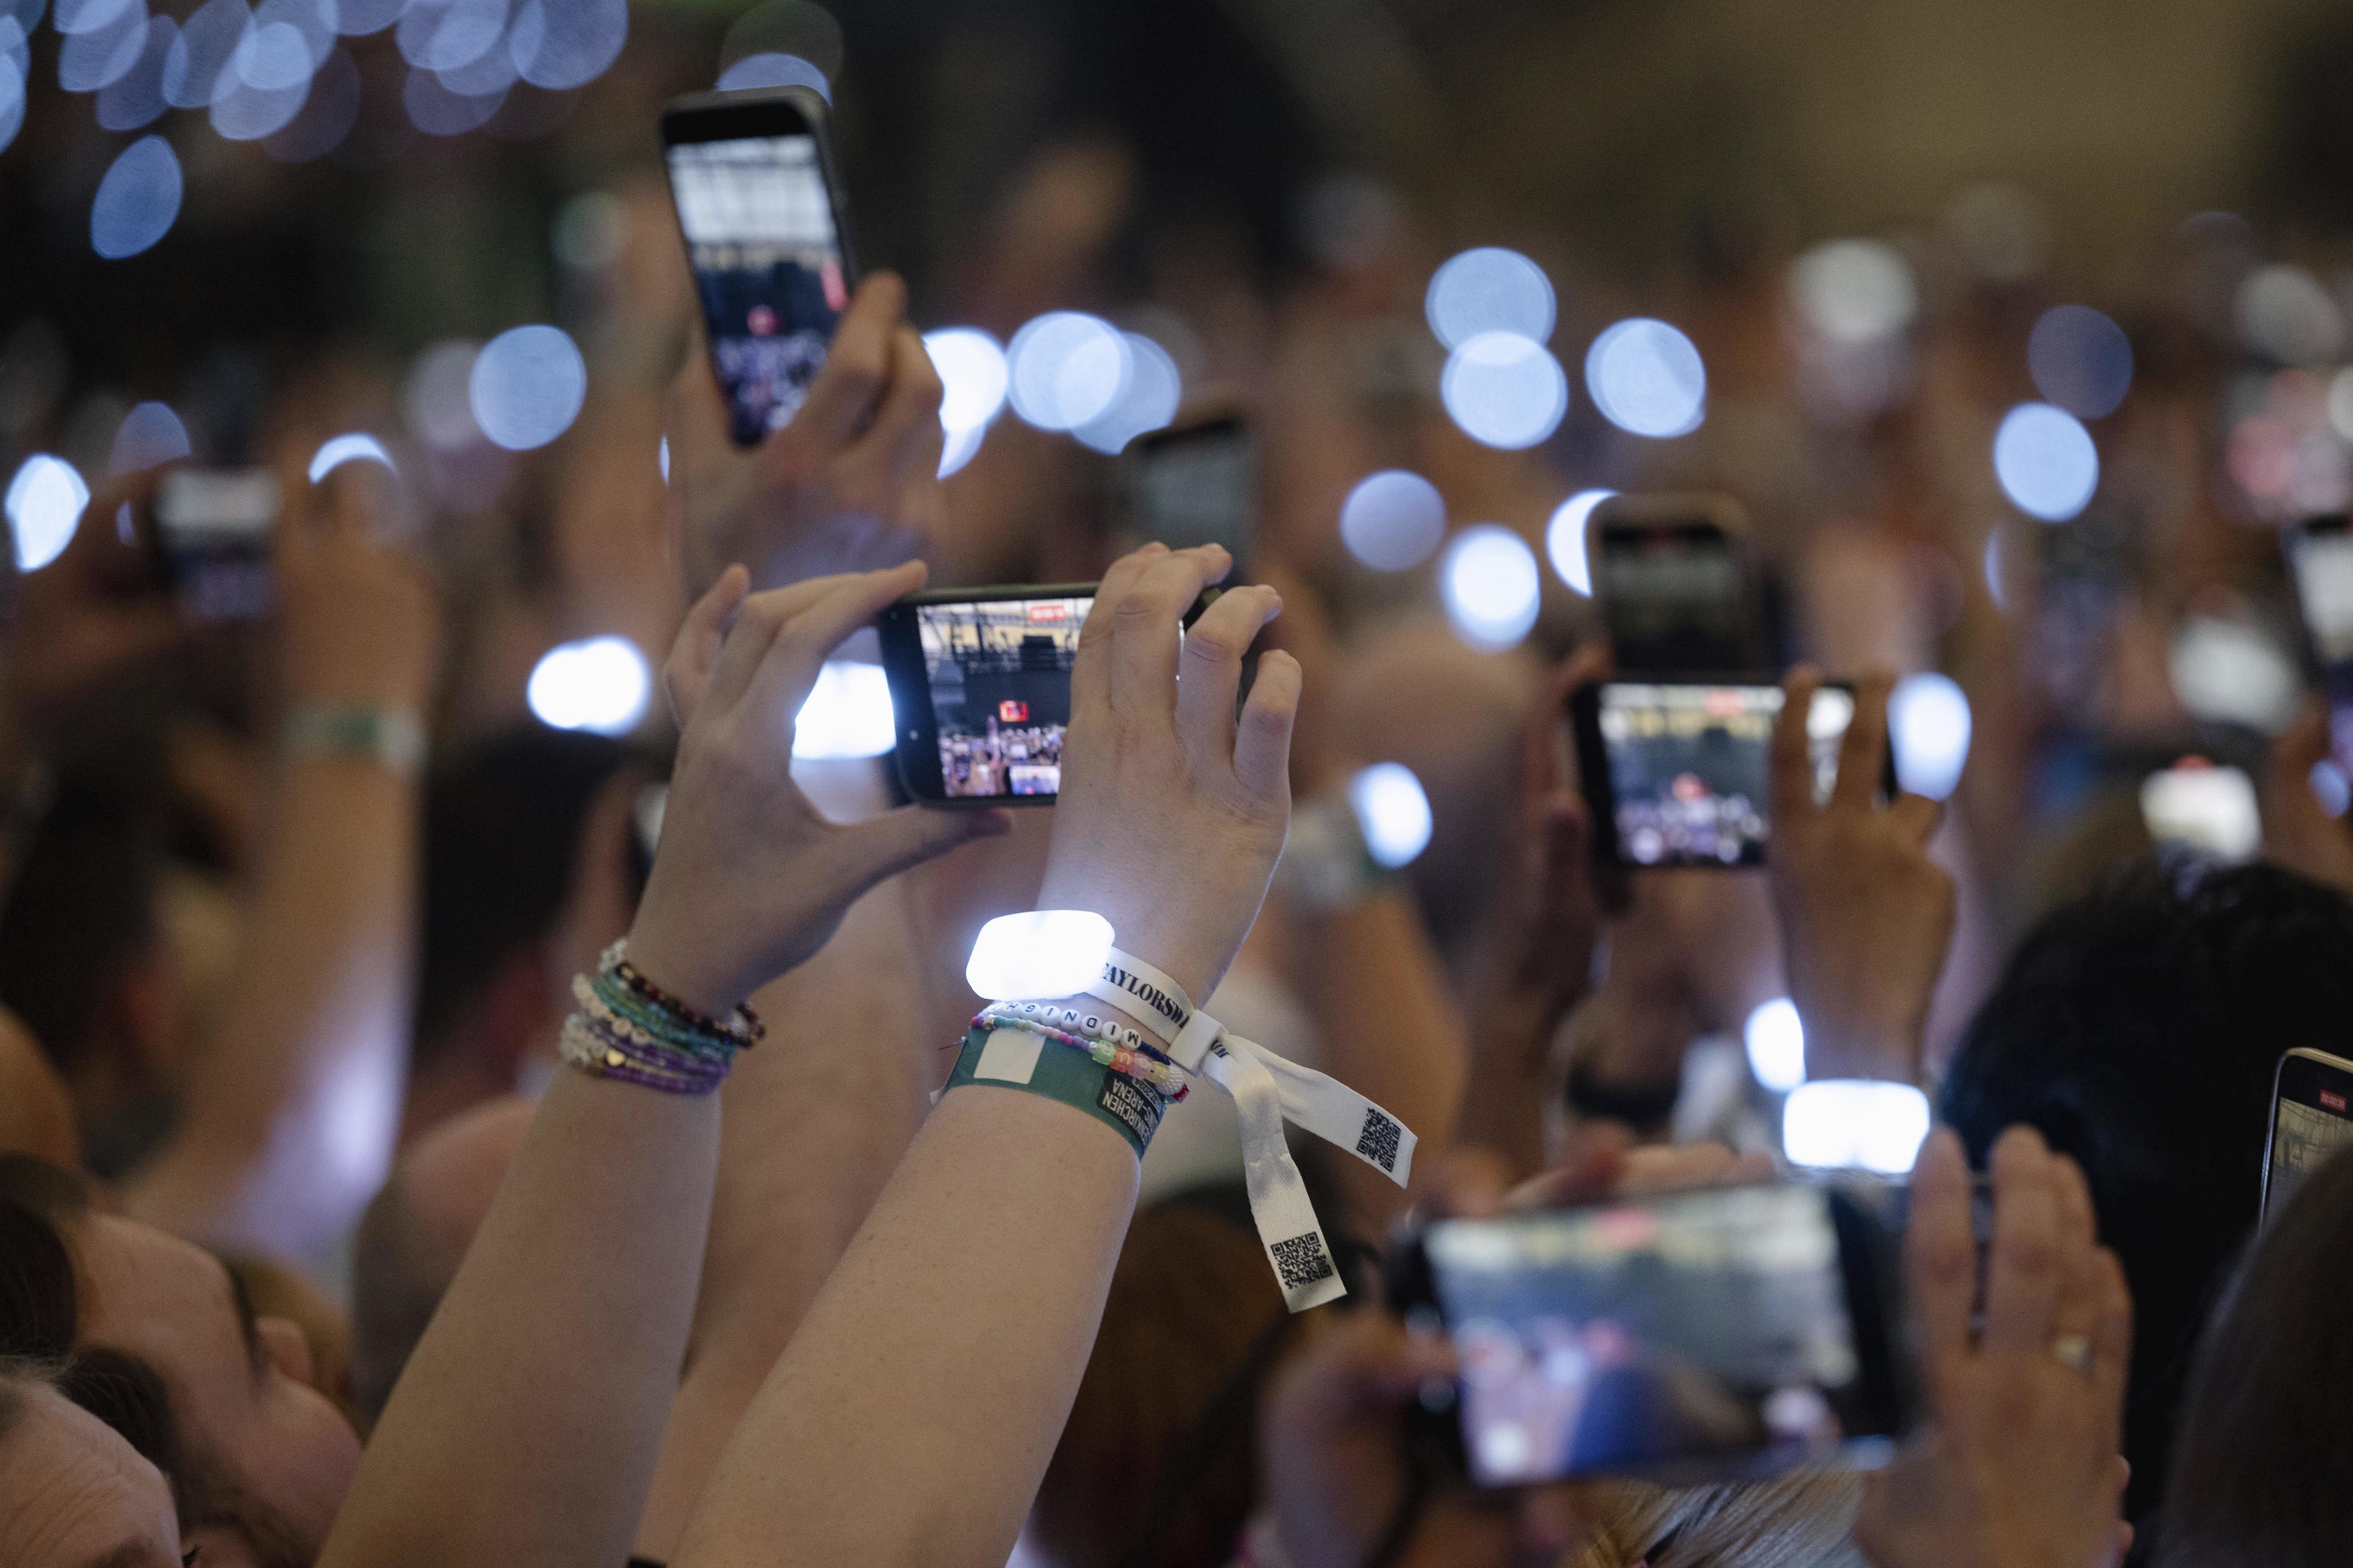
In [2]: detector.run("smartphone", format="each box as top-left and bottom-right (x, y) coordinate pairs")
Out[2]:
(1120, 413), (1255, 576)
(2286, 515), (2353, 775)
(2263, 1048), (2353, 1223)
(661, 87), (859, 447)
(1589, 493), (1772, 676)
(877, 586), (1091, 806)
(1387, 1182), (1912, 1488)
(2139, 758), (2260, 863)
(1569, 680), (1891, 868)
(152, 468), (278, 622)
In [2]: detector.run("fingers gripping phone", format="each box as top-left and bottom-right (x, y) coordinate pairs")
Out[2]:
(2263, 1048), (2353, 1223)
(662, 87), (859, 447)
(152, 467), (280, 622)
(1568, 679), (1894, 868)
(1387, 1183), (1913, 1488)
(1588, 493), (1773, 676)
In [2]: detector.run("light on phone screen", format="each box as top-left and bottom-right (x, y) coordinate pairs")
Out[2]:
(917, 597), (1087, 799)
(669, 133), (845, 445)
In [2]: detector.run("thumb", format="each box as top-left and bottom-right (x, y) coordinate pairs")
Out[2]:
(826, 804), (1013, 899)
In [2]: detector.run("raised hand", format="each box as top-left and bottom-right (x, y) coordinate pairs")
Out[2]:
(1854, 1128), (2133, 1568)
(1768, 669), (1955, 1082)
(625, 560), (1009, 1016)
(667, 274), (946, 596)
(1035, 543), (1298, 1002)
(277, 464), (440, 713)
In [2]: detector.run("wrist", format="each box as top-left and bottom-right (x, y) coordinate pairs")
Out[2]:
(620, 915), (746, 1021)
(280, 703), (426, 777)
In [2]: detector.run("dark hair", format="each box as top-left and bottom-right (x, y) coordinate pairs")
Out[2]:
(0, 1154), (311, 1564)
(414, 724), (640, 1061)
(2158, 1143), (2353, 1567)
(0, 751), (169, 1076)
(1939, 856), (2353, 1525)
(1032, 1190), (1288, 1568)
(0, 1154), (182, 1485)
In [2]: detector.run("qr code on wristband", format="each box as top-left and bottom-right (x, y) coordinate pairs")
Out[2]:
(1270, 1231), (1335, 1291)
(1356, 1108), (1402, 1173)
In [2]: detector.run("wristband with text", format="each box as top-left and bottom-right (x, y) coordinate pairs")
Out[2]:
(1082, 941), (1417, 1313)
(942, 1024), (1166, 1158)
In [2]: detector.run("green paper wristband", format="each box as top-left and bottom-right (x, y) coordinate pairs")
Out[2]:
(942, 1025), (1165, 1158)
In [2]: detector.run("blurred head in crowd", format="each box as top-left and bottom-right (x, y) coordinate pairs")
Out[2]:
(2158, 1142), (2353, 1568)
(410, 725), (649, 1136)
(0, 747), (178, 1172)
(0, 1370), (183, 1568)
(1939, 856), (2353, 1525)
(0, 1154), (358, 1566)
(1028, 1194), (1288, 1568)
(350, 1094), (535, 1426)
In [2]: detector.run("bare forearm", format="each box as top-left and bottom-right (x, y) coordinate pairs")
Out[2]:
(126, 755), (417, 1253)
(320, 1071), (718, 1568)
(1453, 983), (1560, 1179)
(671, 1085), (1138, 1568)
(636, 885), (938, 1557)
(1294, 892), (1468, 1226)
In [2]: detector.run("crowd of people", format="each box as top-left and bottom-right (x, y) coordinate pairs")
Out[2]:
(8, 10), (2353, 1568)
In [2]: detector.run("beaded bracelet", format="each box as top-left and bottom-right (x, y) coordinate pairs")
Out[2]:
(974, 1005), (1191, 1099)
(596, 939), (764, 1048)
(559, 1011), (731, 1094)
(555, 943), (749, 1095)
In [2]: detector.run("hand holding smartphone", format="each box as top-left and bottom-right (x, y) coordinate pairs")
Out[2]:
(152, 467), (280, 622)
(1569, 679), (1893, 868)
(662, 87), (858, 447)
(1386, 1181), (1912, 1487)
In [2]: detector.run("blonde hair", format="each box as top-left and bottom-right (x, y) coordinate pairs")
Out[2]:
(1566, 1472), (1867, 1568)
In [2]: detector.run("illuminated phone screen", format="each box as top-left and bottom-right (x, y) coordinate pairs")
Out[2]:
(667, 133), (848, 445)
(915, 595), (1089, 800)
(1596, 683), (1854, 867)
(1425, 1186), (1877, 1486)
(2266, 1052), (2353, 1221)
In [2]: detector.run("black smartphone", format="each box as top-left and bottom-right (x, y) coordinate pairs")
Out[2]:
(1387, 1182), (1913, 1488)
(877, 585), (1092, 806)
(152, 467), (278, 622)
(1589, 493), (1771, 676)
(2262, 1048), (2353, 1223)
(661, 87), (859, 448)
(1568, 679), (1893, 869)
(1120, 412), (1255, 577)
(2285, 515), (2353, 776)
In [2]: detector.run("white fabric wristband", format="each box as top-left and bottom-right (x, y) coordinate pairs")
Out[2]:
(1085, 944), (1418, 1312)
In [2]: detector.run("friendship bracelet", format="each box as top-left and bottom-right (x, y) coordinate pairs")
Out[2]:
(942, 1024), (1167, 1157)
(974, 1006), (1191, 1098)
(558, 1012), (731, 1094)
(578, 974), (738, 1063)
(596, 940), (763, 1048)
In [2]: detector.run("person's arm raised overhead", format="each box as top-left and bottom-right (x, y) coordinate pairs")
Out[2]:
(669, 544), (1317, 1568)
(1854, 1127), (2133, 1568)
(1453, 652), (1610, 1180)
(1767, 668), (1956, 1085)
(317, 561), (1006, 1568)
(121, 468), (437, 1258)
(669, 273), (947, 597)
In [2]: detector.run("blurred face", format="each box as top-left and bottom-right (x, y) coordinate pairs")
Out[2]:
(77, 1216), (360, 1559)
(0, 1382), (182, 1568)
